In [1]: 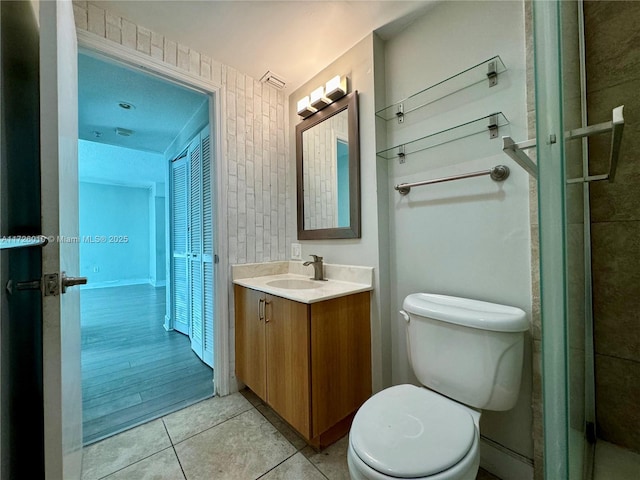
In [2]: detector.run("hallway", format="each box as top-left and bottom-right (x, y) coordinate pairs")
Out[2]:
(81, 284), (213, 444)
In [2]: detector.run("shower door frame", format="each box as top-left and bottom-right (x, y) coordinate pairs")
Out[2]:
(533, 0), (596, 478)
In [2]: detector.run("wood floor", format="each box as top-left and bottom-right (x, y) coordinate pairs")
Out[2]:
(81, 284), (213, 445)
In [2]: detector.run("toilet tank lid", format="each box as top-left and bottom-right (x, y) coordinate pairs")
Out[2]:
(403, 293), (528, 332)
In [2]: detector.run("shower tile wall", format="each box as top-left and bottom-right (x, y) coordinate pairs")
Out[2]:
(523, 2), (543, 479)
(584, 0), (640, 455)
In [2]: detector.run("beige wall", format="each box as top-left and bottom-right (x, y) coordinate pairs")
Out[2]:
(382, 0), (533, 467)
(288, 34), (392, 393)
(585, 0), (640, 455)
(290, 3), (536, 476)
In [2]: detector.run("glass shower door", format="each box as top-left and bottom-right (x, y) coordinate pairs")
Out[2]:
(534, 0), (592, 478)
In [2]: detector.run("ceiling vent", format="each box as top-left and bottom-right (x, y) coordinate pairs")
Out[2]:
(115, 127), (134, 137)
(260, 71), (286, 90)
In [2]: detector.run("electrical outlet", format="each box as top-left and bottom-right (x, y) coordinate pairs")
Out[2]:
(291, 243), (302, 260)
(93, 266), (99, 273)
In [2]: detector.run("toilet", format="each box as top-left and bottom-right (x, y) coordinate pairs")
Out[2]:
(347, 293), (528, 480)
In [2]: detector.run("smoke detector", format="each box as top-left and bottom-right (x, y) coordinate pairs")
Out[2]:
(259, 71), (286, 90)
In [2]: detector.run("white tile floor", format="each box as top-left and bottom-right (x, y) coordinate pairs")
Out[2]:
(81, 390), (351, 480)
(82, 389), (501, 480)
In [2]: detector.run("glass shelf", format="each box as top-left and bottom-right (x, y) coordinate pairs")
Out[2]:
(376, 56), (507, 122)
(376, 112), (509, 161)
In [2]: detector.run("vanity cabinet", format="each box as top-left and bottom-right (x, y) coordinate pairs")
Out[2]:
(234, 284), (371, 448)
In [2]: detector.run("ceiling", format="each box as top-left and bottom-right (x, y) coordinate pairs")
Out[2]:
(78, 52), (208, 153)
(78, 1), (438, 156)
(93, 0), (438, 92)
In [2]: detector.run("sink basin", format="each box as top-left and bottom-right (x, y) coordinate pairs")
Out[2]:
(266, 279), (321, 290)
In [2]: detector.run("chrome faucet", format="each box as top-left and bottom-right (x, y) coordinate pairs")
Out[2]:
(303, 255), (326, 281)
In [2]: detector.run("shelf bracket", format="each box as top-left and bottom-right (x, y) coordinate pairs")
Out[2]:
(502, 136), (538, 178)
(397, 145), (406, 164)
(502, 105), (624, 182)
(487, 60), (498, 87)
(488, 114), (499, 139)
(396, 103), (404, 124)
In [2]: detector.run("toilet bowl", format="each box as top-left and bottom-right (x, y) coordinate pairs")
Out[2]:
(347, 293), (528, 480)
(347, 385), (480, 480)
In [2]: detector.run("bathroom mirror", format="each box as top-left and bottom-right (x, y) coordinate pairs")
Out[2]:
(296, 91), (360, 239)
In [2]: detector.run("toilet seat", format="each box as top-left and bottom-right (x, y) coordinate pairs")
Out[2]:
(350, 384), (477, 478)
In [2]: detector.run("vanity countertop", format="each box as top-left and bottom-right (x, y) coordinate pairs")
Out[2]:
(232, 261), (373, 304)
(233, 273), (372, 304)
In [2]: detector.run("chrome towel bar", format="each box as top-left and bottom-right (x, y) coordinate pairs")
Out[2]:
(394, 165), (510, 195)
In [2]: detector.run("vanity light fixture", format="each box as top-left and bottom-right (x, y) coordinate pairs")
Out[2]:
(297, 96), (317, 118)
(310, 86), (331, 110)
(325, 75), (347, 101)
(297, 75), (347, 117)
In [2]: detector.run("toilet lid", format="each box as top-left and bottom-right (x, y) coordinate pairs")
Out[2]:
(351, 384), (476, 478)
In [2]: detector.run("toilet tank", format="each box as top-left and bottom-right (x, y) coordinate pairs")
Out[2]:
(402, 293), (528, 411)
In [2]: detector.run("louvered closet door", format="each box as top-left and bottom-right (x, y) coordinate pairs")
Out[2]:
(200, 127), (215, 366)
(188, 134), (205, 362)
(171, 155), (189, 335)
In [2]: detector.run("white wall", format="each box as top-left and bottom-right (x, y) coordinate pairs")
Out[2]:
(79, 182), (152, 287)
(78, 140), (166, 288)
(383, 0), (532, 462)
(289, 34), (392, 393)
(78, 139), (165, 187)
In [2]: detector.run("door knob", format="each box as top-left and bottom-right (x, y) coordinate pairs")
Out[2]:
(61, 272), (87, 293)
(5, 272), (87, 296)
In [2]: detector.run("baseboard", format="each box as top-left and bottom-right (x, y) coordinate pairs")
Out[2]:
(81, 278), (150, 290)
(480, 436), (534, 480)
(150, 280), (167, 287)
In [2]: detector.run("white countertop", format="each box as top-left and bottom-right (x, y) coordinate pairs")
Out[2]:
(233, 272), (373, 304)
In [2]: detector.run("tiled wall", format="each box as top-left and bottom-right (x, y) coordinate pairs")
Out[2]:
(524, 2), (543, 478)
(584, 0), (640, 455)
(72, 1), (290, 267)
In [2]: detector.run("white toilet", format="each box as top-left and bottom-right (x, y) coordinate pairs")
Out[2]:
(347, 293), (528, 480)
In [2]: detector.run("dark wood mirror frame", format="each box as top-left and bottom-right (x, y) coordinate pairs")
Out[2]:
(296, 91), (360, 240)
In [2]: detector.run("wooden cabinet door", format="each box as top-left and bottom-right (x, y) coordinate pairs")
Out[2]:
(310, 292), (371, 436)
(234, 286), (266, 400)
(265, 295), (311, 437)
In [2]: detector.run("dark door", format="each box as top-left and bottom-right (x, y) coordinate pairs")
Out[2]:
(0, 1), (44, 478)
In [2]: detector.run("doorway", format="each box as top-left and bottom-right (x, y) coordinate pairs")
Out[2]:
(77, 52), (215, 444)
